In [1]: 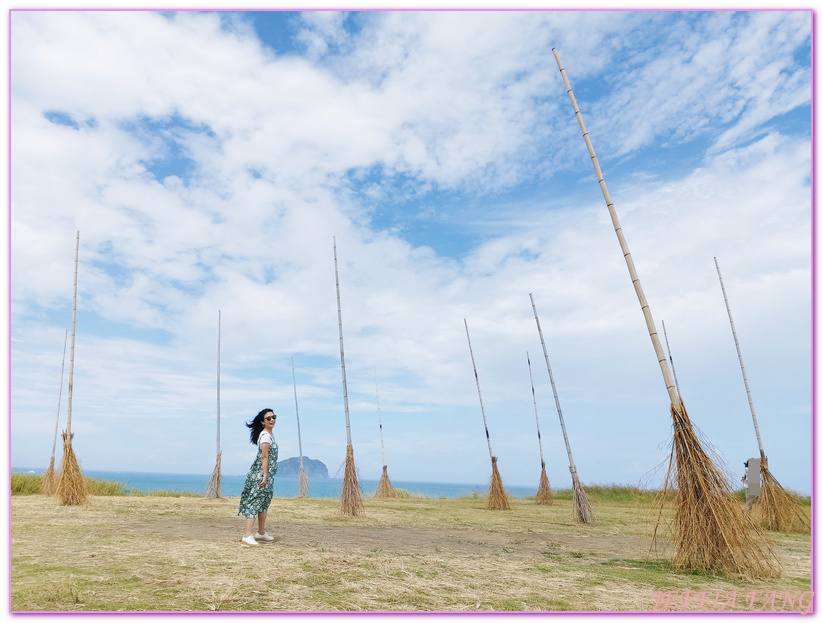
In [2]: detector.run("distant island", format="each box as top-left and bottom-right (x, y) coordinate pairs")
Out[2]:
(276, 457), (330, 479)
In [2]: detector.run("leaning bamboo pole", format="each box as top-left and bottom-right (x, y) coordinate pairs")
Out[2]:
(464, 319), (510, 510)
(292, 357), (309, 497)
(714, 257), (808, 533)
(373, 370), (396, 498)
(206, 310), (222, 498)
(554, 49), (779, 576)
(527, 351), (553, 505)
(42, 329), (68, 495)
(56, 231), (88, 506)
(529, 295), (592, 522)
(334, 237), (363, 515)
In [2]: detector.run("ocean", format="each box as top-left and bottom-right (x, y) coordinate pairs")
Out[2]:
(14, 468), (539, 499)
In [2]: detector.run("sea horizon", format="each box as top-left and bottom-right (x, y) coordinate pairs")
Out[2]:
(13, 467), (543, 499)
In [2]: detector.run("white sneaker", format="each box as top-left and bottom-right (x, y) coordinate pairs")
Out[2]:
(240, 534), (259, 546)
(254, 531), (274, 542)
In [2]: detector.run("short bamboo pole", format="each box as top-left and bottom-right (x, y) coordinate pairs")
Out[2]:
(292, 357), (309, 497)
(206, 310), (222, 498)
(527, 351), (553, 505)
(373, 370), (396, 498)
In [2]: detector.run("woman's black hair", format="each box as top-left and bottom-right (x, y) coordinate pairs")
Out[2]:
(246, 408), (275, 445)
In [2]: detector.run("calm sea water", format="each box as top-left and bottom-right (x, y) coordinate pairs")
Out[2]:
(15, 467), (539, 499)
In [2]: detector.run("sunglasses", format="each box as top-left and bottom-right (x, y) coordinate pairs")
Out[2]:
(264, 416), (276, 422)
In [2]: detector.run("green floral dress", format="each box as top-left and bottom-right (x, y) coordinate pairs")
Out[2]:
(237, 431), (278, 518)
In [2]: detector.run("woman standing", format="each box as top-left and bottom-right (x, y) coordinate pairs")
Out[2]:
(238, 408), (278, 546)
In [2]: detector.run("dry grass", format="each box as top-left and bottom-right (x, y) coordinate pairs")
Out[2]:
(55, 435), (88, 506)
(374, 465), (397, 498)
(655, 401), (781, 578)
(752, 463), (811, 534)
(339, 444), (364, 516)
(535, 462), (553, 505)
(10, 494), (810, 612)
(486, 457), (511, 510)
(205, 453), (221, 498)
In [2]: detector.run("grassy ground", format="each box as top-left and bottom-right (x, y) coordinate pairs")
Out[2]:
(10, 492), (811, 612)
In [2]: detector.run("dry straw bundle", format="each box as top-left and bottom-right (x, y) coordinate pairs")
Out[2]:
(553, 50), (777, 573)
(527, 352), (553, 505)
(334, 237), (363, 515)
(654, 401), (781, 577)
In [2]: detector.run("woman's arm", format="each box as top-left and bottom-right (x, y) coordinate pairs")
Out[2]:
(258, 442), (270, 488)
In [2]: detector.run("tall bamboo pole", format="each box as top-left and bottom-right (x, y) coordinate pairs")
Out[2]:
(56, 231), (88, 505)
(553, 49), (779, 574)
(334, 237), (363, 515)
(661, 321), (682, 398)
(206, 310), (222, 498)
(42, 329), (68, 495)
(527, 351), (553, 505)
(464, 319), (510, 510)
(292, 357), (309, 497)
(373, 370), (396, 498)
(529, 294), (592, 521)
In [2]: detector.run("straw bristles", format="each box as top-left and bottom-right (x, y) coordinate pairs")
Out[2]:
(298, 469), (309, 497)
(535, 461), (554, 505)
(205, 453), (221, 498)
(486, 456), (511, 510)
(572, 475), (595, 523)
(339, 444), (364, 516)
(655, 401), (780, 577)
(752, 462), (810, 533)
(55, 433), (88, 506)
(374, 465), (397, 498)
(41, 456), (57, 496)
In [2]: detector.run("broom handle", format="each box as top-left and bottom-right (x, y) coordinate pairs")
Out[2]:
(661, 321), (682, 398)
(292, 357), (306, 472)
(51, 329), (69, 459)
(553, 49), (678, 405)
(216, 310), (221, 455)
(374, 370), (387, 468)
(714, 257), (766, 460)
(333, 237), (353, 446)
(66, 231), (79, 438)
(530, 294), (577, 475)
(527, 351), (546, 466)
(464, 319), (495, 461)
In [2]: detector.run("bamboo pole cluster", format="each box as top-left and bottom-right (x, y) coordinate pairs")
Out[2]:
(206, 311), (222, 499)
(42, 330), (69, 496)
(527, 352), (553, 505)
(292, 358), (309, 498)
(373, 372), (396, 498)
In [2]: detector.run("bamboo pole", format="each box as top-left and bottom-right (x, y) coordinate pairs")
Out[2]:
(292, 357), (309, 497)
(529, 294), (592, 522)
(206, 310), (222, 498)
(527, 351), (553, 505)
(661, 321), (682, 398)
(334, 237), (363, 515)
(42, 329), (68, 495)
(464, 319), (510, 510)
(373, 370), (396, 498)
(56, 231), (88, 505)
(553, 49), (779, 574)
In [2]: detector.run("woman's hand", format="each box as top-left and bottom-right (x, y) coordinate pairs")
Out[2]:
(258, 477), (267, 489)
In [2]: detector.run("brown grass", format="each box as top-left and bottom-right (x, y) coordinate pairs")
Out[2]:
(486, 456), (511, 510)
(40, 457), (57, 496)
(374, 465), (397, 498)
(55, 434), (88, 506)
(535, 462), (553, 505)
(655, 401), (781, 578)
(752, 462), (810, 533)
(339, 444), (364, 516)
(205, 453), (221, 498)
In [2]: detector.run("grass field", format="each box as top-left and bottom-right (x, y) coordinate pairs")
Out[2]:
(10, 486), (812, 612)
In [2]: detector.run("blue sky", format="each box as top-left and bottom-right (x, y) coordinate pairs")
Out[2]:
(9, 10), (812, 495)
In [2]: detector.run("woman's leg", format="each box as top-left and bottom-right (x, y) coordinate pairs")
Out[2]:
(257, 511), (267, 534)
(244, 516), (255, 538)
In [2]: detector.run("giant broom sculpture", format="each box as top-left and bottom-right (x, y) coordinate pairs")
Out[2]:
(373, 370), (396, 498)
(291, 357), (309, 497)
(56, 231), (89, 506)
(334, 237), (364, 516)
(714, 257), (808, 533)
(527, 351), (553, 505)
(530, 295), (593, 522)
(464, 319), (510, 510)
(553, 49), (778, 576)
(42, 329), (68, 495)
(205, 310), (222, 498)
